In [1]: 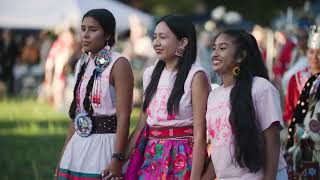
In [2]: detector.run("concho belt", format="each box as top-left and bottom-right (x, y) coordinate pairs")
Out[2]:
(74, 112), (93, 137)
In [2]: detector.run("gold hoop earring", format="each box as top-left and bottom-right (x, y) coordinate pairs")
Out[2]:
(232, 65), (240, 76)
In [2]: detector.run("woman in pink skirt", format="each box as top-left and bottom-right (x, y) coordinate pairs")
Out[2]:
(125, 15), (210, 180)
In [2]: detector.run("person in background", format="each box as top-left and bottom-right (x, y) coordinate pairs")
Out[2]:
(283, 25), (320, 125)
(44, 28), (75, 111)
(0, 30), (19, 95)
(286, 26), (320, 178)
(282, 28), (309, 96)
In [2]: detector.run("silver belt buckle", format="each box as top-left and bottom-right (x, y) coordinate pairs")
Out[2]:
(74, 112), (93, 137)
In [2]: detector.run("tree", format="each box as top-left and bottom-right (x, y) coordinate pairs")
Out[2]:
(120, 0), (308, 26)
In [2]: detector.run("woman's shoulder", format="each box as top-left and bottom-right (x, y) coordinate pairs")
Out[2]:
(111, 51), (131, 67)
(188, 63), (211, 81)
(252, 76), (273, 88)
(252, 76), (278, 96)
(109, 53), (133, 78)
(190, 63), (208, 73)
(112, 51), (129, 63)
(144, 65), (156, 77)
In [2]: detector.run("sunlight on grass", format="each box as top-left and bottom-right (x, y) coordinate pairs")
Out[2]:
(0, 98), (69, 136)
(0, 123), (67, 136)
(0, 99), (140, 136)
(0, 98), (68, 122)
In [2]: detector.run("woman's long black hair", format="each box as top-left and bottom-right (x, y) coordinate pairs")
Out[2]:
(69, 9), (116, 119)
(142, 15), (197, 115)
(215, 29), (269, 172)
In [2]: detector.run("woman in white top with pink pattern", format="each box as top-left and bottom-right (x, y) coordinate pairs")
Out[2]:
(125, 15), (210, 180)
(202, 29), (288, 180)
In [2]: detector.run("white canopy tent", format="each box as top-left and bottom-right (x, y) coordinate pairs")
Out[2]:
(0, 0), (154, 32)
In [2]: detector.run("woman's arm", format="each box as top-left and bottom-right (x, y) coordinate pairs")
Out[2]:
(254, 83), (282, 180)
(263, 123), (281, 180)
(190, 72), (210, 180)
(125, 108), (147, 160)
(125, 67), (152, 160)
(104, 57), (133, 178)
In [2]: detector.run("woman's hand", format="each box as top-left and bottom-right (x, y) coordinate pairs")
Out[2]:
(53, 167), (58, 180)
(201, 159), (216, 180)
(101, 159), (123, 180)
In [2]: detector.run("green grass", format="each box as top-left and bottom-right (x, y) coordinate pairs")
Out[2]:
(0, 98), (139, 180)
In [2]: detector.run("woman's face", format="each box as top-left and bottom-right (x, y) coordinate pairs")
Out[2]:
(153, 21), (181, 62)
(81, 16), (107, 53)
(307, 48), (320, 71)
(211, 33), (238, 75)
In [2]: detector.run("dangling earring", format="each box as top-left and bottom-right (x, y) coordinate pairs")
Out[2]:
(232, 65), (240, 76)
(175, 47), (185, 57)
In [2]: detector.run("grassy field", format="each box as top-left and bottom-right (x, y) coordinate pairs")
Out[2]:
(0, 98), (139, 180)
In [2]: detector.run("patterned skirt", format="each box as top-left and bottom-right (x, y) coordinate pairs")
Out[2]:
(137, 137), (193, 180)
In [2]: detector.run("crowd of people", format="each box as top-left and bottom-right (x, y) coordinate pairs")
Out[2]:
(0, 27), (80, 111)
(1, 6), (320, 180)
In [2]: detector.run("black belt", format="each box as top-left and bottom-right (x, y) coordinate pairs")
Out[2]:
(91, 115), (117, 134)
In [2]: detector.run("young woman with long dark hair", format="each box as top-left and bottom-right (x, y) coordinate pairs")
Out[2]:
(125, 15), (210, 179)
(56, 9), (133, 180)
(202, 29), (287, 180)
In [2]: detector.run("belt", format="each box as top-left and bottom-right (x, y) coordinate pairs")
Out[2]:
(149, 126), (193, 138)
(91, 115), (117, 134)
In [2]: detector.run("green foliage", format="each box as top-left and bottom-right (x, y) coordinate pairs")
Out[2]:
(143, 0), (196, 16)
(121, 0), (306, 25)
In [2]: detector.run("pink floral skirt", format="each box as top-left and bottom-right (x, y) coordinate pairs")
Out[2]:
(137, 137), (193, 180)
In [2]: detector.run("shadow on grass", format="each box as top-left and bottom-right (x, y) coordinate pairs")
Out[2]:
(0, 135), (65, 180)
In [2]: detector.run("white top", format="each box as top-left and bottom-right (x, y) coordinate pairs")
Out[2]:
(75, 51), (128, 116)
(206, 77), (287, 180)
(143, 63), (210, 127)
